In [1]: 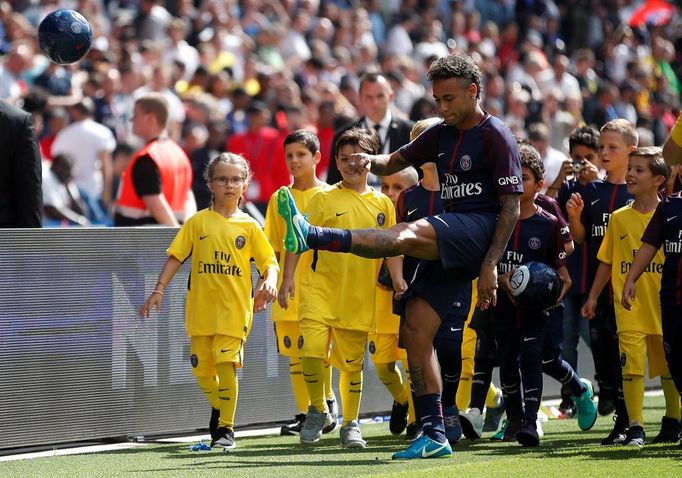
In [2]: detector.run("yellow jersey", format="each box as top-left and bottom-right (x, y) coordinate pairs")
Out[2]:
(597, 204), (664, 335)
(299, 184), (396, 332)
(374, 284), (400, 334)
(264, 184), (329, 322)
(167, 208), (278, 339)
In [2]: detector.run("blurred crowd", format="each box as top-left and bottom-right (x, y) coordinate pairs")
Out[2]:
(1, 0), (681, 226)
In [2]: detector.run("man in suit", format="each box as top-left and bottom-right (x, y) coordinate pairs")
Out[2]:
(0, 99), (42, 228)
(327, 73), (414, 185)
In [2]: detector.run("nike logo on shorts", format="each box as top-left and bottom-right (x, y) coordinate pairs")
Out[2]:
(523, 337), (537, 342)
(345, 358), (358, 363)
(336, 211), (349, 217)
(350, 381), (362, 386)
(220, 348), (231, 353)
(450, 327), (462, 332)
(200, 235), (209, 240)
(667, 216), (677, 222)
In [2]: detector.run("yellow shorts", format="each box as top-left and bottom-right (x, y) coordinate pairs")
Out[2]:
(618, 331), (669, 378)
(190, 335), (243, 377)
(274, 321), (304, 358)
(300, 317), (366, 373)
(369, 333), (407, 364)
(461, 322), (477, 377)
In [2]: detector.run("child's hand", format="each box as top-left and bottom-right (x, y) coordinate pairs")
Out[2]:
(277, 277), (295, 309)
(393, 277), (408, 300)
(622, 279), (636, 311)
(254, 278), (277, 312)
(565, 193), (584, 220)
(140, 292), (163, 318)
(581, 297), (597, 319)
(497, 271), (517, 305)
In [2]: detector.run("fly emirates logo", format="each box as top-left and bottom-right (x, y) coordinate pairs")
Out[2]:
(440, 173), (483, 200)
(665, 230), (682, 253)
(198, 250), (243, 276)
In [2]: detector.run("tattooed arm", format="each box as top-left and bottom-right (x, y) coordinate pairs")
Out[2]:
(349, 151), (413, 176)
(477, 193), (520, 309)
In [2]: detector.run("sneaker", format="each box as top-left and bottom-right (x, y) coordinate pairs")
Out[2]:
(323, 396), (338, 434)
(392, 434), (452, 460)
(211, 427), (236, 450)
(516, 419), (540, 447)
(443, 406), (462, 444)
(652, 416), (682, 443)
(558, 385), (576, 418)
(601, 414), (629, 446)
(597, 389), (616, 416)
(277, 187), (310, 254)
(536, 411), (546, 438)
(281, 413), (306, 436)
(209, 407), (220, 440)
(622, 425), (645, 448)
(490, 419), (509, 441)
(405, 422), (419, 440)
(502, 417), (523, 442)
(340, 421), (367, 448)
(572, 378), (598, 431)
(558, 397), (576, 418)
(483, 401), (506, 433)
(300, 405), (333, 444)
(459, 408), (484, 439)
(390, 400), (409, 435)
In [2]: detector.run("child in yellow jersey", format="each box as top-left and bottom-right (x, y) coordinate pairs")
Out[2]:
(376, 168), (416, 435)
(264, 130), (337, 436)
(278, 128), (397, 448)
(140, 153), (278, 450)
(582, 147), (679, 447)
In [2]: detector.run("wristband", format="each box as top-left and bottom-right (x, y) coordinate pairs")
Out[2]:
(152, 290), (164, 297)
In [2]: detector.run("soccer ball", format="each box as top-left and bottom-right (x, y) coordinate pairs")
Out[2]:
(509, 261), (562, 311)
(38, 9), (93, 65)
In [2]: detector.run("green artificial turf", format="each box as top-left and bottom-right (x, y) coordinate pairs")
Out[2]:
(1, 396), (680, 478)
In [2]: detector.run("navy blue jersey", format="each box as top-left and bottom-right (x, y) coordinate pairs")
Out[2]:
(396, 182), (444, 282)
(398, 115), (522, 214)
(558, 179), (591, 294)
(641, 192), (682, 306)
(580, 180), (633, 286)
(498, 207), (567, 275)
(536, 193), (572, 244)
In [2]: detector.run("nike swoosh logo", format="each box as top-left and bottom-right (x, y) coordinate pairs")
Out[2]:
(302, 372), (316, 377)
(345, 358), (358, 363)
(350, 381), (362, 386)
(619, 234), (627, 240)
(220, 348), (231, 353)
(336, 212), (349, 217)
(407, 208), (418, 216)
(541, 359), (554, 364)
(200, 235), (209, 240)
(438, 152), (445, 157)
(421, 442), (448, 457)
(218, 388), (231, 392)
(525, 388), (539, 393)
(523, 337), (537, 342)
(667, 216), (677, 222)
(591, 199), (600, 206)
(450, 327), (462, 332)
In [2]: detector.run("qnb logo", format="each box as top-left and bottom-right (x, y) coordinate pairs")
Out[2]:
(498, 176), (520, 186)
(559, 251), (567, 260)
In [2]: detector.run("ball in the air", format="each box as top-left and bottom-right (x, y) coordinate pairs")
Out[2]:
(38, 9), (93, 65)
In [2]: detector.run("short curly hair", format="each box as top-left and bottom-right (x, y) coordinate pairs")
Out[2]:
(427, 54), (483, 99)
(517, 138), (545, 183)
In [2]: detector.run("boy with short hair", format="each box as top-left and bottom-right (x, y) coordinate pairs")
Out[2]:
(375, 168), (417, 436)
(491, 139), (572, 447)
(584, 147), (681, 447)
(278, 128), (396, 448)
(567, 118), (637, 444)
(555, 125), (601, 416)
(264, 130), (336, 436)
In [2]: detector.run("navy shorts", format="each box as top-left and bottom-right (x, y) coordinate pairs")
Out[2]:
(425, 211), (496, 279)
(542, 304), (565, 360)
(399, 259), (472, 323)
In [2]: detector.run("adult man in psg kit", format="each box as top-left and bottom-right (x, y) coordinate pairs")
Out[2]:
(277, 53), (522, 459)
